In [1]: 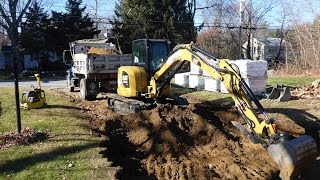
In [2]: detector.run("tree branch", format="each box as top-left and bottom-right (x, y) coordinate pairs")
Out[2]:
(196, 4), (218, 10)
(0, 3), (11, 30)
(17, 0), (32, 22)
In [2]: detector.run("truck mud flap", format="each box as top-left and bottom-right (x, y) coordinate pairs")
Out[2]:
(86, 80), (100, 96)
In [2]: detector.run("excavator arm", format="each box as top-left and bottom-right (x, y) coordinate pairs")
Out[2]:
(150, 43), (275, 138)
(147, 43), (317, 179)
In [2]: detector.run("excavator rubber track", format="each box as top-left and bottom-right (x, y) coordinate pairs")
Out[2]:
(107, 94), (149, 114)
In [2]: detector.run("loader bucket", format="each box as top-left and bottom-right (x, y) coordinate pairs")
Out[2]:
(267, 87), (281, 99)
(277, 87), (291, 102)
(266, 86), (291, 102)
(267, 135), (317, 179)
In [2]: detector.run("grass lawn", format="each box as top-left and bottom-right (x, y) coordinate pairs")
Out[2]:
(0, 88), (113, 180)
(0, 71), (12, 80)
(268, 76), (320, 88)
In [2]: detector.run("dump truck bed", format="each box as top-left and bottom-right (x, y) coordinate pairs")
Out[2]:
(72, 53), (132, 75)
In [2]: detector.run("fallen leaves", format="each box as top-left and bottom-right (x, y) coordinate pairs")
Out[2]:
(0, 128), (48, 150)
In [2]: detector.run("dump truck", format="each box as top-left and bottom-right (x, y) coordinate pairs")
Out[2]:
(64, 39), (132, 100)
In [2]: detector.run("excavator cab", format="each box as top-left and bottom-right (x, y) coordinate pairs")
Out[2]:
(132, 39), (170, 75)
(116, 39), (171, 98)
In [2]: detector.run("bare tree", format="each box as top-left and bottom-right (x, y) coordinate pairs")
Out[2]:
(0, 0), (32, 69)
(199, 0), (279, 59)
(279, 0), (320, 73)
(0, 0), (32, 133)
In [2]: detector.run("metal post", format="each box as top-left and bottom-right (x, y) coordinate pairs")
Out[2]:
(13, 55), (21, 133)
(239, 0), (245, 59)
(239, 19), (242, 59)
(285, 42), (288, 73)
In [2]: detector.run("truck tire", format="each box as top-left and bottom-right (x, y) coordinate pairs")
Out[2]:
(80, 78), (96, 100)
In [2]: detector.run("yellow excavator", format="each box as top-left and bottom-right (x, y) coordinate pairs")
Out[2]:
(107, 39), (317, 179)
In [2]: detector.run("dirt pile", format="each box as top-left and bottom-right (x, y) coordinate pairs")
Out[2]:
(87, 47), (120, 55)
(292, 79), (320, 99)
(0, 128), (47, 150)
(58, 89), (320, 179)
(90, 102), (279, 179)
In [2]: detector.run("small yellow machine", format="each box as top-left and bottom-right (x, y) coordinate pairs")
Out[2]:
(108, 39), (317, 179)
(20, 74), (46, 109)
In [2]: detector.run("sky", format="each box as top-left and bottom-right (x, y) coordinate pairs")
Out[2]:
(40, 0), (320, 29)
(41, 0), (205, 25)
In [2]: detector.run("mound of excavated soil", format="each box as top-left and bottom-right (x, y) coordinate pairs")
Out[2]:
(91, 103), (279, 179)
(87, 47), (120, 55)
(58, 89), (320, 179)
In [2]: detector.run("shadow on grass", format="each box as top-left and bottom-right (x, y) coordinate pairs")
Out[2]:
(46, 104), (83, 111)
(0, 141), (99, 174)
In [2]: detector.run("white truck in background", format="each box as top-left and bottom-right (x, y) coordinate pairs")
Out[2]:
(64, 39), (132, 100)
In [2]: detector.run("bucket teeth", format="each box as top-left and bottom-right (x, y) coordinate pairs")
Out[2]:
(267, 135), (317, 179)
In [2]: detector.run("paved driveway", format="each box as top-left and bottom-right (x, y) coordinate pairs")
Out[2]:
(0, 79), (66, 88)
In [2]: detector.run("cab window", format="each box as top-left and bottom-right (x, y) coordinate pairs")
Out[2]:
(149, 42), (168, 72)
(132, 41), (147, 65)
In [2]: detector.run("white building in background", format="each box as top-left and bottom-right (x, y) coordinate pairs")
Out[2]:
(243, 37), (286, 61)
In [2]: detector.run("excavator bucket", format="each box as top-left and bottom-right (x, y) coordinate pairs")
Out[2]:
(266, 86), (291, 102)
(267, 135), (317, 179)
(267, 87), (281, 99)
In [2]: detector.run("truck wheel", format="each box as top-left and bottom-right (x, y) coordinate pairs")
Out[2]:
(80, 79), (96, 100)
(80, 78), (88, 100)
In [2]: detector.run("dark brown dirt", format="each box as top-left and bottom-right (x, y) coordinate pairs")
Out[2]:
(61, 91), (279, 179)
(59, 90), (320, 179)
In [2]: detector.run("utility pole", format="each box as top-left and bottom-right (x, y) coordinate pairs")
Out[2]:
(94, 0), (99, 39)
(239, 0), (245, 59)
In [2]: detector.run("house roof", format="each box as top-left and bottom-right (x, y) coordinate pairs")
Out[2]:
(256, 37), (285, 47)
